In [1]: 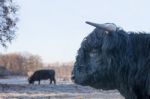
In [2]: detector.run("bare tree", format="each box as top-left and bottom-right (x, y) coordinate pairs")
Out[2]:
(25, 54), (43, 74)
(0, 53), (43, 76)
(46, 62), (73, 81)
(0, 0), (18, 47)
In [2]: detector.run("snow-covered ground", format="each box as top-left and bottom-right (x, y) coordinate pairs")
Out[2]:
(0, 76), (124, 99)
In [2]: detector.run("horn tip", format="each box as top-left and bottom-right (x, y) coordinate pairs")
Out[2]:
(85, 21), (91, 24)
(85, 21), (92, 25)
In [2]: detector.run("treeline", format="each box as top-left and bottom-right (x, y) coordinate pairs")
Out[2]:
(0, 52), (43, 76)
(0, 52), (74, 81)
(46, 62), (73, 81)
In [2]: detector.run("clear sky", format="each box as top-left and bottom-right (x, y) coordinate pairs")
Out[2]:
(2, 0), (150, 63)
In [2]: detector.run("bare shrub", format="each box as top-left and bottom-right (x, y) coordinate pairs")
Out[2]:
(46, 61), (74, 81)
(0, 52), (43, 76)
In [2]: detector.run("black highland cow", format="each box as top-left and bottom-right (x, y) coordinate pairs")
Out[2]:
(28, 69), (56, 85)
(72, 22), (150, 99)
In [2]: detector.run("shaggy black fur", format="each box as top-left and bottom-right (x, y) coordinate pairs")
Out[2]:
(72, 24), (150, 99)
(28, 69), (56, 85)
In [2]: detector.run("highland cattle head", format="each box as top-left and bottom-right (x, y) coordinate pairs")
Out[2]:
(72, 22), (128, 90)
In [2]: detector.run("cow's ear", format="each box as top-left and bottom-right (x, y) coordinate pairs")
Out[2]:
(105, 30), (113, 35)
(103, 23), (117, 33)
(86, 21), (117, 33)
(105, 31), (109, 34)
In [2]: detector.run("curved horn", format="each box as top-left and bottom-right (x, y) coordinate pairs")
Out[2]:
(86, 21), (117, 32)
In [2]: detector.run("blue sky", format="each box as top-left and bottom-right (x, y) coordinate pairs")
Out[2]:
(2, 0), (150, 63)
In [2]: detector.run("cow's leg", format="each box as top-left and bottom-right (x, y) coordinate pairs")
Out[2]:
(38, 80), (40, 85)
(53, 78), (56, 84)
(51, 76), (56, 84)
(50, 79), (52, 84)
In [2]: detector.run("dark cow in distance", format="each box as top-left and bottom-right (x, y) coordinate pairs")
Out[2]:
(72, 21), (150, 99)
(28, 69), (56, 85)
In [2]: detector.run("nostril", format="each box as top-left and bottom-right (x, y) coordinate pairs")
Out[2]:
(71, 75), (75, 80)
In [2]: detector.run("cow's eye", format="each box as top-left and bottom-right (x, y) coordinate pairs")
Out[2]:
(90, 49), (98, 57)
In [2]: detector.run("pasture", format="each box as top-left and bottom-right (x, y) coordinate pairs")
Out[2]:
(0, 76), (124, 99)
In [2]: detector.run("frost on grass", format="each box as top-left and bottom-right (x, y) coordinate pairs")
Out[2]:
(0, 76), (124, 99)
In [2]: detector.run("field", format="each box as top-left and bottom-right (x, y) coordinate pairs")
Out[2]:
(0, 76), (124, 99)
